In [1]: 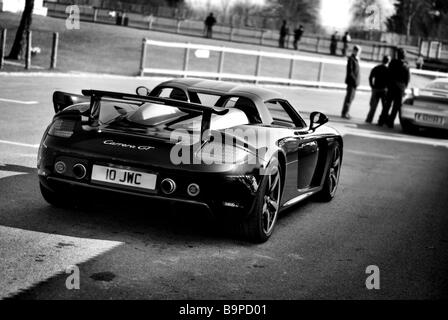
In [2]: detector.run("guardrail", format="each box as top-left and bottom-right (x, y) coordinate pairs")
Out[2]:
(44, 2), (397, 63)
(139, 39), (448, 91)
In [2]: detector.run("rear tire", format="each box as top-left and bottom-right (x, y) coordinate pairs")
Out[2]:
(317, 144), (341, 202)
(40, 182), (71, 208)
(241, 157), (282, 243)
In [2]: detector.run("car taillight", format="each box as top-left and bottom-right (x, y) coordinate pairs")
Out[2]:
(48, 119), (76, 138)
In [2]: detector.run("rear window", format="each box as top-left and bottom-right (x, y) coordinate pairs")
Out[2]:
(99, 101), (138, 124)
(125, 103), (248, 131)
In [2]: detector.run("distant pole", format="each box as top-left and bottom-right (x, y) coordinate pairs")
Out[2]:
(50, 32), (59, 69)
(217, 48), (225, 80)
(288, 57), (295, 85)
(139, 38), (148, 76)
(182, 42), (190, 78)
(93, 8), (98, 23)
(25, 30), (32, 70)
(0, 29), (6, 69)
(315, 37), (320, 53)
(259, 30), (265, 45)
(317, 62), (325, 87)
(254, 52), (262, 84)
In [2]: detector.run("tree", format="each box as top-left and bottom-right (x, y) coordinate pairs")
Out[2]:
(271, 0), (319, 26)
(7, 0), (34, 60)
(351, 0), (397, 32)
(388, 0), (435, 37)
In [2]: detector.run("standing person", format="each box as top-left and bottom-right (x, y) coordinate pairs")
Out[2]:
(365, 55), (390, 123)
(204, 12), (216, 38)
(279, 20), (288, 48)
(378, 48), (410, 128)
(293, 25), (304, 50)
(330, 31), (338, 55)
(341, 45), (361, 119)
(342, 31), (351, 56)
(416, 55), (424, 69)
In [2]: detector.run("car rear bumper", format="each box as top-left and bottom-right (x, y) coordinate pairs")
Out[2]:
(38, 138), (261, 219)
(401, 103), (448, 130)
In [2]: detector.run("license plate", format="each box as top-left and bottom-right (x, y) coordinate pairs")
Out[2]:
(415, 113), (444, 125)
(91, 165), (156, 191)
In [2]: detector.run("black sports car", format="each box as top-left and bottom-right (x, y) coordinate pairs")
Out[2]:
(38, 78), (343, 242)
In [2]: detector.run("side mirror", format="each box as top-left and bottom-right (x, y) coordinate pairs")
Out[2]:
(136, 86), (150, 96)
(309, 111), (328, 131)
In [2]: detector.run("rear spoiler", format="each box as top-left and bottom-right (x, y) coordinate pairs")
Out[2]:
(52, 91), (90, 113)
(81, 89), (229, 142)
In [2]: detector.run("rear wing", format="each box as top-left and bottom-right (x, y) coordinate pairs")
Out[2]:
(53, 91), (90, 113)
(81, 89), (229, 142)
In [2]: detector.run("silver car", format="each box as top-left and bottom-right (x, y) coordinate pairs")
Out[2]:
(400, 78), (448, 133)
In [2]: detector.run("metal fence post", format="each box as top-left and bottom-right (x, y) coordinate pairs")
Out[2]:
(254, 52), (262, 84)
(182, 42), (190, 78)
(93, 8), (98, 22)
(0, 29), (6, 70)
(317, 62), (324, 87)
(50, 32), (59, 69)
(259, 30), (265, 45)
(139, 38), (147, 76)
(315, 37), (320, 53)
(288, 57), (295, 85)
(217, 48), (225, 80)
(25, 30), (32, 70)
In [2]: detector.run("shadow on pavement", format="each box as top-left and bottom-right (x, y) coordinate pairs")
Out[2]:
(0, 164), (312, 246)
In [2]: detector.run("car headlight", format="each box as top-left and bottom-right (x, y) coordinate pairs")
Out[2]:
(197, 142), (250, 164)
(48, 119), (76, 138)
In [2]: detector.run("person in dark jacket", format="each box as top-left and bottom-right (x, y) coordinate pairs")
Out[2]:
(378, 48), (410, 128)
(293, 25), (304, 50)
(341, 45), (361, 119)
(204, 12), (216, 38)
(330, 32), (338, 55)
(279, 20), (288, 48)
(365, 55), (390, 123)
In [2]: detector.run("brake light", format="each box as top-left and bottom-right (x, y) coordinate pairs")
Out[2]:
(48, 119), (76, 138)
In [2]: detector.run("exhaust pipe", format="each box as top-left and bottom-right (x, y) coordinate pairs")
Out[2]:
(160, 178), (176, 194)
(72, 163), (87, 179)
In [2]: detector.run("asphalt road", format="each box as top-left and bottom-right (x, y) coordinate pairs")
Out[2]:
(0, 74), (447, 299)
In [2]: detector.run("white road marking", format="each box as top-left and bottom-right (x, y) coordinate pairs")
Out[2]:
(335, 126), (448, 148)
(345, 149), (396, 159)
(0, 225), (123, 299)
(0, 98), (39, 105)
(0, 171), (28, 179)
(0, 140), (39, 148)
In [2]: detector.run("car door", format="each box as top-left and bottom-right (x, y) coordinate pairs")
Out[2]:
(265, 100), (319, 195)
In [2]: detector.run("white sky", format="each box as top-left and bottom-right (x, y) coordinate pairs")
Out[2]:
(319, 0), (353, 31)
